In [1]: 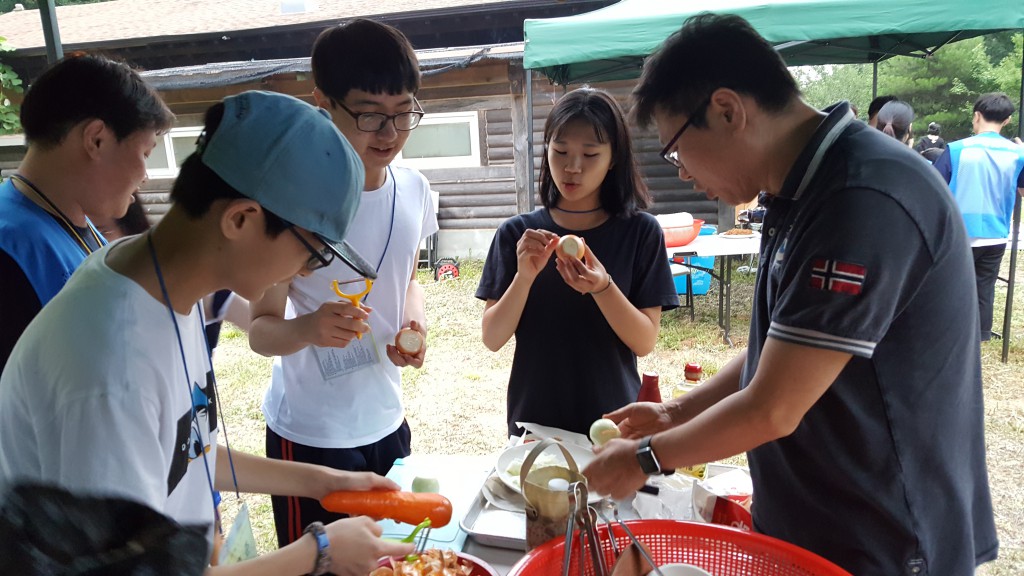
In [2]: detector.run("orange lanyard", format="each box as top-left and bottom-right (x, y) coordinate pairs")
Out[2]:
(10, 173), (102, 255)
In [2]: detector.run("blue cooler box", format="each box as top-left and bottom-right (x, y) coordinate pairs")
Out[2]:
(672, 225), (716, 296)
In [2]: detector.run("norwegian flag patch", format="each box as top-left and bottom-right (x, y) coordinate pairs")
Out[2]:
(809, 258), (866, 295)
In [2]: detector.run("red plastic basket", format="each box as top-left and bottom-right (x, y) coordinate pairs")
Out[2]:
(507, 520), (851, 576)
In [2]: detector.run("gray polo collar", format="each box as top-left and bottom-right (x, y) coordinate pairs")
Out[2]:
(777, 102), (855, 202)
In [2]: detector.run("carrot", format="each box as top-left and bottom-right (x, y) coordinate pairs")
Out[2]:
(320, 491), (453, 527)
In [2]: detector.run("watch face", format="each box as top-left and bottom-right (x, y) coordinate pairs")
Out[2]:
(636, 446), (660, 475)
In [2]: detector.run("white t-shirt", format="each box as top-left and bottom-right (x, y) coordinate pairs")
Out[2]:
(263, 165), (438, 448)
(0, 241), (219, 535)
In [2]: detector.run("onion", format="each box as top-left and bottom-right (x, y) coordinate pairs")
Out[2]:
(396, 328), (425, 355)
(557, 234), (585, 259)
(589, 418), (621, 446)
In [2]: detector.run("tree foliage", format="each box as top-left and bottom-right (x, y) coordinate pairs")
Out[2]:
(0, 36), (24, 134)
(795, 33), (1023, 142)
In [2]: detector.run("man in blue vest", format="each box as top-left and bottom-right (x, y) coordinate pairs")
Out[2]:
(0, 55), (173, 369)
(935, 92), (1024, 341)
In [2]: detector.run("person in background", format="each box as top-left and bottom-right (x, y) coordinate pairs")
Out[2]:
(476, 87), (678, 437)
(914, 121), (946, 155)
(581, 14), (996, 574)
(866, 94), (897, 127)
(0, 90), (413, 575)
(874, 99), (914, 145)
(934, 92), (1024, 341)
(0, 55), (172, 370)
(94, 197), (151, 239)
(248, 19), (438, 548)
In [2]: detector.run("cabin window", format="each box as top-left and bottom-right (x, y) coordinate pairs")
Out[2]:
(146, 128), (203, 177)
(396, 111), (481, 169)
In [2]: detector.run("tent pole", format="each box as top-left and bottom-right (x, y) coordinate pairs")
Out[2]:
(872, 61), (878, 99)
(38, 0), (63, 65)
(526, 70), (535, 212)
(1000, 35), (1024, 362)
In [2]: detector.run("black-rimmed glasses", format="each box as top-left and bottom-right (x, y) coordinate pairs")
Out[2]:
(660, 97), (712, 168)
(289, 227), (334, 271)
(334, 98), (425, 132)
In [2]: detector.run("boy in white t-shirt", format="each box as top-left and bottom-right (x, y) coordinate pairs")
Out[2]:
(248, 19), (438, 547)
(0, 91), (413, 576)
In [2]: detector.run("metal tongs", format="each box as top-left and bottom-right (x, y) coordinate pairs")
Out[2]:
(563, 482), (607, 576)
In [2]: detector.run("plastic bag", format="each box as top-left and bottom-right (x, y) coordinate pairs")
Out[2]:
(0, 483), (209, 575)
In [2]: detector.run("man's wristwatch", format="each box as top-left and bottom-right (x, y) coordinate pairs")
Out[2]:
(636, 435), (669, 475)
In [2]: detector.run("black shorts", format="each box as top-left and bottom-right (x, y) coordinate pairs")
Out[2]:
(264, 421), (411, 547)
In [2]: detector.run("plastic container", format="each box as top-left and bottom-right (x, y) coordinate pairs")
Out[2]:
(672, 225), (716, 296)
(663, 219), (705, 248)
(507, 520), (851, 576)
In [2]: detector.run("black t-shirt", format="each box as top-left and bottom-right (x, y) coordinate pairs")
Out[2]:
(914, 135), (946, 153)
(476, 208), (678, 437)
(0, 249), (42, 370)
(1, 221), (100, 371)
(746, 103), (997, 574)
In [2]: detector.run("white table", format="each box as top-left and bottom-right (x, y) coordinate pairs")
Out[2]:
(667, 234), (762, 345)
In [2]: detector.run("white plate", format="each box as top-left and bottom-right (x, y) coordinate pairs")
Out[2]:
(717, 230), (760, 239)
(495, 442), (596, 497)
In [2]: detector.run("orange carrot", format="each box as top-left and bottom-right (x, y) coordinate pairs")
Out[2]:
(320, 491), (453, 527)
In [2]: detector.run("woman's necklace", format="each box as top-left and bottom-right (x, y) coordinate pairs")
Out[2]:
(553, 205), (603, 214)
(10, 173), (102, 255)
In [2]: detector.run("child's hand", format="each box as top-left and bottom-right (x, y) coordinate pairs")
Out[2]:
(323, 516), (413, 576)
(555, 238), (611, 295)
(300, 300), (372, 348)
(516, 228), (558, 281)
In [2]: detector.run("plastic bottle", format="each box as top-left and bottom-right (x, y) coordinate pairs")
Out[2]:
(637, 371), (662, 403)
(672, 363), (708, 479)
(671, 363), (703, 398)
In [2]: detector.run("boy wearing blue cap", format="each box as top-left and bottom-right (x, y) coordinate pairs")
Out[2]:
(249, 19), (438, 547)
(0, 91), (413, 575)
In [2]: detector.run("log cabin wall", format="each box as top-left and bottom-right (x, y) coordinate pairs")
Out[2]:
(2, 52), (724, 260)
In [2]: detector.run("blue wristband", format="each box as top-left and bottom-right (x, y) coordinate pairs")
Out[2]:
(303, 521), (331, 576)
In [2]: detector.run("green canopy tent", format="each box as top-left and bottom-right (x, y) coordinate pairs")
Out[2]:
(524, 0), (1024, 85)
(524, 0), (1024, 359)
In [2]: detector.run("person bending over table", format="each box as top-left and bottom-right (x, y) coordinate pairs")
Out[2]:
(582, 13), (997, 576)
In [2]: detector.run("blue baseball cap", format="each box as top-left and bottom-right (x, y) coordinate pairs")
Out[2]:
(200, 90), (376, 279)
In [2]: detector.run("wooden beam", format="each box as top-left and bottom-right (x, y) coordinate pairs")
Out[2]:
(508, 61), (531, 215)
(422, 62), (509, 89)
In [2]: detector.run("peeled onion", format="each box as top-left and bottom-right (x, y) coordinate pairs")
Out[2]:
(557, 235), (585, 259)
(396, 328), (425, 355)
(589, 418), (621, 446)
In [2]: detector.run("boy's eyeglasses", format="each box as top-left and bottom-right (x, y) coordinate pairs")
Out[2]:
(334, 98), (425, 132)
(289, 227), (334, 271)
(660, 96), (712, 169)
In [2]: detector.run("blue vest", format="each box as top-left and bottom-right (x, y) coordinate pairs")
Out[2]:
(947, 132), (1024, 239)
(0, 179), (99, 306)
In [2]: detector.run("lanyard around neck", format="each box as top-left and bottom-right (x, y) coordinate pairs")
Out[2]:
(353, 166), (398, 305)
(10, 173), (102, 256)
(146, 231), (241, 513)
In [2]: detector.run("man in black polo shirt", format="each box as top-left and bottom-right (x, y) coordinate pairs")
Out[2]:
(582, 14), (997, 575)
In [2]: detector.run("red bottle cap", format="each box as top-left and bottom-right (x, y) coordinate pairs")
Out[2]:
(684, 363), (702, 379)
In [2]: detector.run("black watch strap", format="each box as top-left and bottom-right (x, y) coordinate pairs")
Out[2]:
(636, 435), (670, 475)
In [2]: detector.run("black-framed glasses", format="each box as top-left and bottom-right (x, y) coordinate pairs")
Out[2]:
(660, 97), (712, 169)
(334, 98), (425, 132)
(288, 227), (334, 271)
